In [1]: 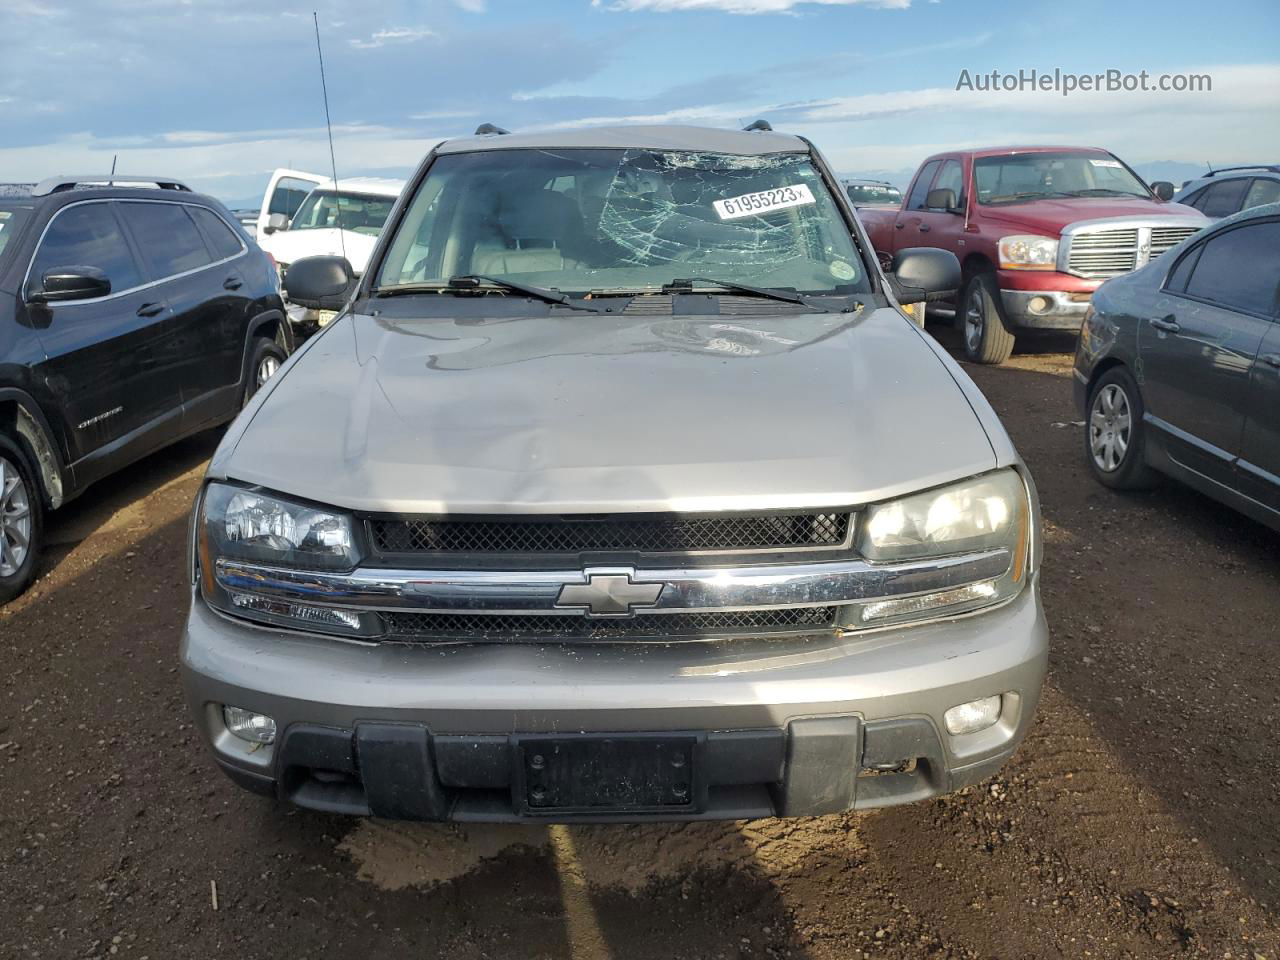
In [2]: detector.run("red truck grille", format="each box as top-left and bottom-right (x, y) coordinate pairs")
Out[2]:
(1065, 224), (1202, 280)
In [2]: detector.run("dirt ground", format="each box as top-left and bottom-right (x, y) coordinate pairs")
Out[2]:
(2, 328), (1278, 960)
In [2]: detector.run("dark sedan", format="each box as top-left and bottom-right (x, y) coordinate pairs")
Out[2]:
(1073, 202), (1280, 530)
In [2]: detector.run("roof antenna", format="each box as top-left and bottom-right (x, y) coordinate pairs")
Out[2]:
(313, 11), (347, 263)
(109, 154), (117, 186)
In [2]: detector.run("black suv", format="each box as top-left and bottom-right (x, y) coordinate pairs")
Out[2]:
(0, 175), (291, 602)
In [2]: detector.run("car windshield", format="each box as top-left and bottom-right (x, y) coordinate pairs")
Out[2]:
(974, 152), (1151, 204)
(376, 148), (870, 296)
(0, 203), (33, 267)
(291, 190), (395, 236)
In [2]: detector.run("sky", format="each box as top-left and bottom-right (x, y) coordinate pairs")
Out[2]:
(2, 0), (1278, 206)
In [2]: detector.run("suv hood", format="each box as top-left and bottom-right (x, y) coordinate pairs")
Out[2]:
(980, 197), (1203, 235)
(220, 305), (998, 514)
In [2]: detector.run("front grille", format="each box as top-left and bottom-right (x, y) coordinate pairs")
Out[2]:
(381, 606), (840, 642)
(1066, 228), (1139, 278)
(369, 512), (850, 556)
(1066, 224), (1203, 279)
(1149, 226), (1200, 257)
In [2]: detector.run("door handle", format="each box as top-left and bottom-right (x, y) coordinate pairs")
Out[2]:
(136, 302), (165, 318)
(1261, 353), (1280, 369)
(1148, 316), (1181, 334)
(917, 224), (931, 232)
(223, 276), (243, 291)
(894, 222), (905, 230)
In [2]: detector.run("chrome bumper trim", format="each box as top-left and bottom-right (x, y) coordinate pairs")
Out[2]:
(214, 550), (1012, 616)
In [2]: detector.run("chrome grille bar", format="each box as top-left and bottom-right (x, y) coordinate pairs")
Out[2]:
(214, 549), (1012, 616)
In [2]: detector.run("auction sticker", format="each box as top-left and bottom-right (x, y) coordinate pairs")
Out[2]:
(1088, 159), (1123, 168)
(714, 184), (816, 220)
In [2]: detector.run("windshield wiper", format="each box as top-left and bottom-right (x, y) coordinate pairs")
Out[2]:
(984, 191), (1074, 204)
(1060, 189), (1146, 198)
(663, 277), (830, 310)
(373, 275), (606, 313)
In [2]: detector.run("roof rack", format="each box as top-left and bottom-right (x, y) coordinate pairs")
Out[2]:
(1203, 164), (1280, 178)
(742, 119), (773, 132)
(32, 175), (192, 197)
(474, 123), (510, 136)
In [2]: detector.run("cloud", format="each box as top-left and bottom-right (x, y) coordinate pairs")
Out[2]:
(451, 0), (487, 10)
(592, 0), (908, 13)
(349, 26), (438, 49)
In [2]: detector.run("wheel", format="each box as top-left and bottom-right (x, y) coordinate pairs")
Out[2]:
(243, 337), (287, 406)
(960, 273), (1016, 364)
(0, 434), (43, 605)
(1085, 366), (1159, 490)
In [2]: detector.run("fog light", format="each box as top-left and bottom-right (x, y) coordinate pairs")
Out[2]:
(944, 695), (1002, 736)
(859, 580), (998, 623)
(223, 705), (277, 744)
(1028, 295), (1051, 315)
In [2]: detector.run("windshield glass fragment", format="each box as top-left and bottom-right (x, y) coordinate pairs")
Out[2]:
(377, 148), (870, 296)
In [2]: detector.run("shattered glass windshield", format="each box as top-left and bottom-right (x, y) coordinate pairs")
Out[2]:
(376, 148), (870, 295)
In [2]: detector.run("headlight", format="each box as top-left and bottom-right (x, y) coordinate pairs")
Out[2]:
(998, 234), (1059, 270)
(850, 470), (1032, 627)
(197, 483), (374, 637)
(201, 483), (358, 571)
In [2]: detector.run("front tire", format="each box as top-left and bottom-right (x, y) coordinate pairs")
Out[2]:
(1085, 366), (1159, 490)
(243, 337), (287, 407)
(960, 273), (1016, 365)
(0, 434), (43, 606)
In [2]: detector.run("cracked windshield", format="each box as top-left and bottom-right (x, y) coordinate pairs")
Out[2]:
(377, 148), (870, 295)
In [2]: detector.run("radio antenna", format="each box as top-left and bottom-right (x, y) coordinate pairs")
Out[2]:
(313, 11), (347, 261)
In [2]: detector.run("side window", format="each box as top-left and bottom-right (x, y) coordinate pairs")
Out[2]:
(1198, 179), (1250, 218)
(29, 202), (142, 295)
(1243, 178), (1280, 210)
(931, 160), (964, 207)
(1183, 221), (1280, 315)
(906, 161), (942, 211)
(117, 202), (213, 279)
(189, 206), (245, 260)
(269, 178), (316, 218)
(1163, 245), (1201, 293)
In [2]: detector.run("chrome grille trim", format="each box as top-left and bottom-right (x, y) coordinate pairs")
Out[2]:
(1059, 217), (1206, 280)
(214, 549), (1012, 616)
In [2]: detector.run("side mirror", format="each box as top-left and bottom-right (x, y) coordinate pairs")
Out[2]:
(925, 187), (960, 212)
(29, 265), (111, 303)
(284, 255), (356, 309)
(264, 212), (290, 234)
(888, 247), (961, 305)
(1150, 181), (1175, 201)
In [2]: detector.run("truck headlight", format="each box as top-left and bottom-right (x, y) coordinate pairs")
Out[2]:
(850, 470), (1032, 627)
(197, 483), (373, 637)
(998, 234), (1059, 270)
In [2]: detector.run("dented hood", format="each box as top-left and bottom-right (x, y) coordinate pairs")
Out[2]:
(220, 305), (998, 514)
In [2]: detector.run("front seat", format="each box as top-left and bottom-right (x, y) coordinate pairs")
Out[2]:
(471, 190), (585, 276)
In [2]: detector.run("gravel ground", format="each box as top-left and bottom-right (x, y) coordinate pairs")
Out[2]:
(2, 330), (1278, 960)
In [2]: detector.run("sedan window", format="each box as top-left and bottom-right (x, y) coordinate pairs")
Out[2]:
(1182, 220), (1280, 316)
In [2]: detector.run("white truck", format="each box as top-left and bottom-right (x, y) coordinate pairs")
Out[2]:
(255, 169), (405, 335)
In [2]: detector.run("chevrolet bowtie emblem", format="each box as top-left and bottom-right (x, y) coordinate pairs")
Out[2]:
(556, 571), (664, 617)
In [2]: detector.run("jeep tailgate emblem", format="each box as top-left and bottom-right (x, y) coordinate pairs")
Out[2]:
(556, 571), (664, 617)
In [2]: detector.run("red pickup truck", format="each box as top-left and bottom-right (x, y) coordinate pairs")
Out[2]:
(857, 146), (1209, 363)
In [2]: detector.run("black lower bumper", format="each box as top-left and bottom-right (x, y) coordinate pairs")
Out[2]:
(218, 717), (1010, 822)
